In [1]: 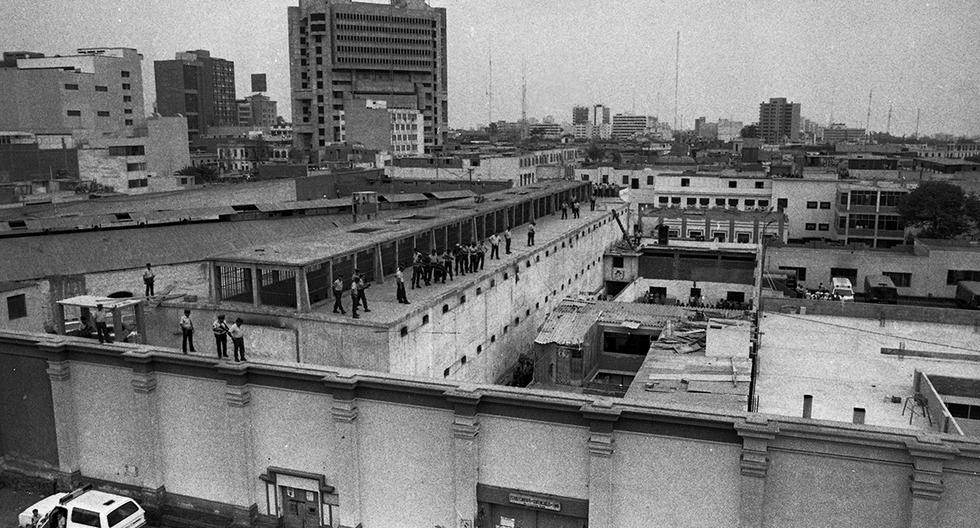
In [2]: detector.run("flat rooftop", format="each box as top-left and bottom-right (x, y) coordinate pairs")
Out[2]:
(216, 181), (586, 267)
(307, 197), (624, 326)
(755, 312), (980, 432)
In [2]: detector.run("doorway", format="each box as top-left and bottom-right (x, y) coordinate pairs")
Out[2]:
(282, 486), (320, 528)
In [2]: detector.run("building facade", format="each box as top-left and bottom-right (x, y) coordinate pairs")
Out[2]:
(344, 98), (424, 156)
(154, 50), (237, 139)
(758, 97), (800, 144)
(237, 94), (279, 127)
(288, 0), (448, 159)
(0, 47), (145, 136)
(611, 114), (656, 141)
(821, 123), (866, 144)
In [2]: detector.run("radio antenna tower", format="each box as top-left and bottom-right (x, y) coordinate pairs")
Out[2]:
(487, 43), (493, 140)
(673, 31), (680, 131)
(521, 58), (527, 141)
(886, 104), (893, 136)
(914, 108), (920, 139)
(865, 89), (873, 137)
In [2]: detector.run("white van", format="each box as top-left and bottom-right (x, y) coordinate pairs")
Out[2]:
(18, 486), (145, 528)
(831, 277), (855, 301)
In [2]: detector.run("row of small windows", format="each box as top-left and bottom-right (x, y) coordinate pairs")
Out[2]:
(336, 45), (432, 56)
(334, 24), (435, 35)
(806, 201), (833, 209)
(335, 57), (433, 67)
(803, 223), (831, 231)
(336, 34), (432, 46)
(655, 196), (770, 208)
(333, 12), (436, 26)
(68, 83), (131, 91)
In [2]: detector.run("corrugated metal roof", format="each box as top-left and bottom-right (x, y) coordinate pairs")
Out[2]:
(427, 190), (476, 200)
(534, 300), (599, 347)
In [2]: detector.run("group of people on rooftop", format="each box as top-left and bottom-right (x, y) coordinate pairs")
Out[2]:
(178, 309), (248, 362)
(332, 269), (372, 319)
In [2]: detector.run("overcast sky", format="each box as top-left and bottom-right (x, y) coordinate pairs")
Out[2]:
(2, 0), (978, 135)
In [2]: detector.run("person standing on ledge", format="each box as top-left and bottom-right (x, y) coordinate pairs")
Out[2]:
(179, 309), (195, 353)
(212, 314), (230, 359)
(143, 263), (155, 297)
(489, 233), (500, 259)
(396, 265), (410, 304)
(504, 228), (512, 254)
(527, 222), (536, 246)
(229, 318), (246, 362)
(561, 200), (568, 219)
(355, 271), (371, 312)
(94, 304), (109, 344)
(332, 275), (346, 314)
(350, 278), (360, 319)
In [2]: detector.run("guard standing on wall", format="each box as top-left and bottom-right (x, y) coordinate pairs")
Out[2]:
(504, 228), (512, 254)
(143, 263), (155, 297)
(489, 233), (501, 259)
(229, 318), (246, 362)
(350, 279), (360, 319)
(94, 304), (109, 344)
(396, 266), (410, 304)
(212, 314), (230, 359)
(527, 223), (536, 246)
(179, 309), (195, 353)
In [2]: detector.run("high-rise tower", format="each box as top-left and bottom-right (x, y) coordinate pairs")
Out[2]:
(288, 0), (448, 160)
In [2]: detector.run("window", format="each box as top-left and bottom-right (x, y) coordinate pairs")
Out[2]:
(947, 270), (980, 285)
(122, 83), (131, 90)
(805, 223), (816, 231)
(126, 162), (146, 172)
(744, 199), (756, 207)
(806, 201), (818, 209)
(107, 501), (139, 527)
(877, 215), (902, 231)
(818, 223), (830, 231)
(779, 266), (807, 282)
(124, 119), (133, 126)
(777, 198), (788, 210)
(848, 214), (876, 229)
(124, 109), (133, 114)
(460, 295), (466, 304)
(699, 198), (710, 206)
(622, 175), (629, 185)
(121, 70), (130, 78)
(830, 267), (858, 283)
(736, 232), (750, 243)
(123, 95), (132, 102)
(631, 179), (639, 189)
(64, 83), (79, 90)
(6, 294), (26, 320)
(400, 326), (408, 337)
(759, 200), (769, 208)
(681, 178), (690, 187)
(66, 110), (81, 117)
(422, 314), (429, 324)
(819, 202), (831, 209)
(97, 111), (110, 117)
(838, 216), (847, 229)
(670, 197), (681, 204)
(71, 508), (101, 528)
(840, 192), (849, 205)
(108, 145), (145, 156)
(883, 272), (911, 288)
(755, 181), (764, 189)
(715, 198), (725, 206)
(612, 256), (624, 268)
(646, 175), (654, 185)
(728, 181), (737, 188)
(728, 199), (738, 207)
(880, 191), (903, 207)
(688, 229), (703, 239)
(686, 197), (697, 206)
(850, 190), (877, 207)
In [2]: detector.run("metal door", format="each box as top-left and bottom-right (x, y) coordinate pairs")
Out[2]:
(281, 486), (320, 528)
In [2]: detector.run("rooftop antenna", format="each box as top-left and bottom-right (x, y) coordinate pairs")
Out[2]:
(487, 42), (493, 140)
(914, 108), (920, 139)
(865, 88), (873, 137)
(521, 58), (527, 141)
(829, 85), (836, 125)
(886, 104), (893, 136)
(673, 30), (680, 131)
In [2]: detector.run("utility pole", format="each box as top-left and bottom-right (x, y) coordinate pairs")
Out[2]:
(488, 43), (493, 142)
(521, 58), (527, 141)
(865, 89), (873, 138)
(673, 31), (680, 132)
(914, 108), (921, 139)
(886, 105), (893, 136)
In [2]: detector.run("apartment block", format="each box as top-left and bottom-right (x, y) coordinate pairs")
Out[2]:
(154, 50), (237, 139)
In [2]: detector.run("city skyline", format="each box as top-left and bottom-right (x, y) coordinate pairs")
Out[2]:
(2, 0), (978, 136)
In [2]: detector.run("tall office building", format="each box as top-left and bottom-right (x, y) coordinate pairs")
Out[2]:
(287, 0), (448, 160)
(758, 97), (801, 144)
(0, 47), (145, 136)
(572, 106), (590, 125)
(611, 114), (656, 141)
(154, 50), (236, 139)
(237, 94), (279, 127)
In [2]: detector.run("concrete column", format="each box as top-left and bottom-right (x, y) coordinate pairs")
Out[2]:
(210, 262), (221, 302)
(374, 244), (384, 284)
(906, 436), (958, 528)
(296, 268), (311, 311)
(582, 402), (620, 528)
(447, 388), (481, 528)
(45, 349), (80, 487)
(735, 415), (778, 528)
(251, 267), (260, 307)
(126, 353), (165, 517)
(327, 374), (362, 528)
(220, 363), (257, 527)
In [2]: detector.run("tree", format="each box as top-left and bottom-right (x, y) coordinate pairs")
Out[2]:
(897, 181), (975, 239)
(585, 143), (605, 163)
(740, 124), (759, 139)
(176, 165), (218, 184)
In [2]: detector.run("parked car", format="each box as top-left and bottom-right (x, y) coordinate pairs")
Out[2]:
(18, 486), (145, 528)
